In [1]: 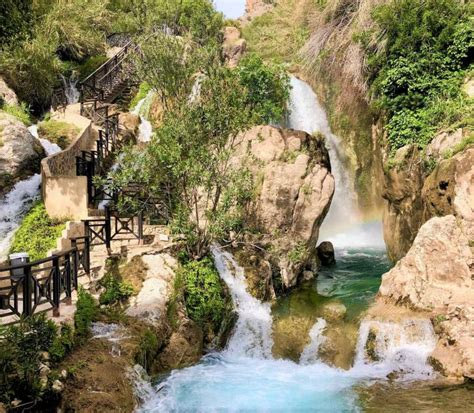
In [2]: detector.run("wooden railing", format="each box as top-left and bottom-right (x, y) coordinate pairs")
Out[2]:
(0, 237), (90, 322)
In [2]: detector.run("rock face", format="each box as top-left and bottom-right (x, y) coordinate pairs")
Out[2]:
(231, 125), (335, 288)
(222, 27), (247, 68)
(118, 112), (140, 145)
(379, 215), (473, 312)
(382, 145), (425, 261)
(0, 112), (45, 193)
(0, 77), (18, 106)
(244, 0), (274, 20)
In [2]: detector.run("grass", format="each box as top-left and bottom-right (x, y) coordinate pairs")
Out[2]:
(242, 0), (314, 64)
(38, 119), (80, 149)
(129, 81), (152, 110)
(0, 102), (32, 125)
(9, 202), (66, 261)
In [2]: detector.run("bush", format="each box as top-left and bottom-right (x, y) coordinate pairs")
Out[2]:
(0, 314), (57, 405)
(75, 55), (108, 80)
(178, 257), (228, 332)
(367, 0), (473, 152)
(0, 102), (32, 126)
(38, 120), (80, 149)
(74, 287), (98, 340)
(10, 202), (66, 262)
(98, 264), (135, 306)
(129, 82), (152, 110)
(237, 53), (290, 123)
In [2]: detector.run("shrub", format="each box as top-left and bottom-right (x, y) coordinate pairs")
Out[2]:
(0, 102), (32, 126)
(10, 202), (66, 262)
(367, 0), (473, 152)
(98, 264), (135, 306)
(178, 257), (228, 332)
(38, 120), (80, 149)
(129, 82), (152, 111)
(0, 314), (57, 405)
(74, 287), (98, 340)
(76, 55), (108, 80)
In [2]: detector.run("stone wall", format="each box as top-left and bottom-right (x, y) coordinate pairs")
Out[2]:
(41, 116), (93, 220)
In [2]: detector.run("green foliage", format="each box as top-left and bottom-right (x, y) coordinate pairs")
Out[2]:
(288, 242), (309, 264)
(178, 258), (228, 332)
(10, 202), (66, 262)
(0, 0), (33, 45)
(38, 120), (79, 149)
(129, 82), (152, 110)
(0, 102), (32, 125)
(74, 287), (98, 340)
(75, 55), (109, 80)
(49, 323), (75, 363)
(135, 328), (159, 372)
(0, 314), (57, 405)
(99, 265), (135, 306)
(237, 54), (290, 123)
(366, 0), (473, 152)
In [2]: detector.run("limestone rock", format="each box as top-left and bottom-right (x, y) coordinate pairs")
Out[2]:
(425, 129), (464, 160)
(126, 253), (177, 325)
(230, 125), (334, 288)
(51, 379), (64, 393)
(244, 0), (274, 20)
(382, 145), (425, 261)
(0, 112), (45, 193)
(118, 112), (140, 145)
(157, 319), (204, 371)
(321, 302), (347, 322)
(317, 241), (335, 266)
(0, 77), (18, 106)
(379, 215), (473, 312)
(223, 27), (247, 68)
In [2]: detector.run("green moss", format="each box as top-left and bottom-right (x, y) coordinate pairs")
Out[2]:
(0, 102), (32, 125)
(288, 242), (308, 265)
(38, 120), (80, 149)
(9, 202), (66, 262)
(74, 287), (98, 341)
(76, 55), (108, 80)
(98, 258), (135, 306)
(443, 133), (474, 159)
(129, 81), (152, 110)
(134, 328), (159, 372)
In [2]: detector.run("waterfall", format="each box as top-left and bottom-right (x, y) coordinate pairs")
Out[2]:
(211, 246), (274, 359)
(132, 91), (154, 143)
(287, 76), (384, 248)
(299, 318), (327, 365)
(61, 74), (80, 105)
(352, 319), (437, 380)
(0, 127), (62, 261)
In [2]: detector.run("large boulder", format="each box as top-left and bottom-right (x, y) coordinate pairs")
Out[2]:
(223, 27), (247, 68)
(0, 112), (45, 193)
(231, 125), (334, 288)
(0, 77), (18, 106)
(382, 145), (425, 261)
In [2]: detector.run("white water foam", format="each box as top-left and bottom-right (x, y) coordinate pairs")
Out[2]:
(0, 128), (62, 261)
(61, 74), (80, 104)
(132, 91), (154, 143)
(211, 246), (274, 359)
(287, 76), (384, 249)
(300, 318), (327, 365)
(353, 319), (437, 381)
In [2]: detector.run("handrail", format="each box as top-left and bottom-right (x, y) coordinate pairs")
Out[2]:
(0, 247), (77, 271)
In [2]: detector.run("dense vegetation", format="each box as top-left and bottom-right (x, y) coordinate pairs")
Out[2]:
(10, 202), (65, 262)
(366, 0), (473, 152)
(0, 289), (97, 407)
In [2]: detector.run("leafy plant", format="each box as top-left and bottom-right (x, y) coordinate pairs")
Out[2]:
(135, 329), (159, 372)
(99, 266), (135, 306)
(288, 242), (309, 265)
(10, 202), (66, 262)
(74, 287), (98, 340)
(178, 258), (228, 332)
(0, 102), (32, 125)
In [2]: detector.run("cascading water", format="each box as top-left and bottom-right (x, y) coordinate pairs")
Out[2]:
(61, 74), (80, 105)
(136, 78), (439, 412)
(132, 91), (154, 143)
(0, 126), (61, 261)
(287, 76), (384, 248)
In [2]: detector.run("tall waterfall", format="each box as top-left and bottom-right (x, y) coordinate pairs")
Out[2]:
(211, 246), (274, 359)
(287, 76), (384, 248)
(0, 126), (61, 261)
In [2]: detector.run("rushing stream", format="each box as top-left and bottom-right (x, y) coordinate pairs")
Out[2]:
(0, 126), (61, 261)
(136, 77), (444, 411)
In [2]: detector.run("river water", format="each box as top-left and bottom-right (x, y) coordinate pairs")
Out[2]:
(135, 78), (449, 411)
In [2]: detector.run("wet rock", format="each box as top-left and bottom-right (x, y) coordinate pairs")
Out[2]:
(223, 27), (247, 68)
(321, 302), (347, 322)
(318, 323), (358, 370)
(382, 144), (425, 261)
(364, 326), (380, 362)
(157, 319), (204, 371)
(302, 270), (314, 281)
(0, 112), (45, 193)
(317, 241), (335, 266)
(118, 112), (140, 145)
